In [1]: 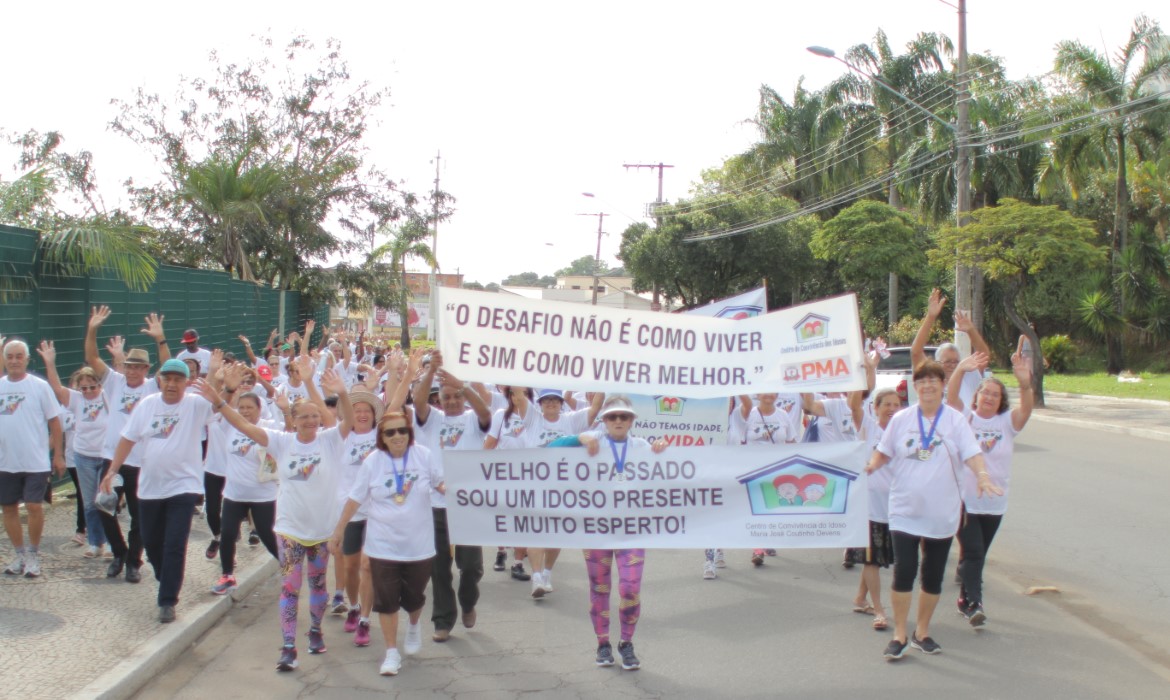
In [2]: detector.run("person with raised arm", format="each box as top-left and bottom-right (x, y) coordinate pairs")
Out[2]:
(911, 289), (990, 408)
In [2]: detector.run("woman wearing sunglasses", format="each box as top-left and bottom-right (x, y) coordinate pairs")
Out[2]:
(330, 410), (445, 677)
(577, 395), (668, 671)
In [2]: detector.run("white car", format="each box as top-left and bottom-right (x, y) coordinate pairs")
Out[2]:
(873, 345), (936, 407)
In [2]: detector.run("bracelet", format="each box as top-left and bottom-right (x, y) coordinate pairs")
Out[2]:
(1019, 384), (1032, 391)
(224, 387), (236, 394)
(158, 339), (168, 345)
(978, 471), (990, 477)
(215, 400), (227, 409)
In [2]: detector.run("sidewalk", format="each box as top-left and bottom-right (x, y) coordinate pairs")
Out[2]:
(6, 391), (1170, 700)
(1, 501), (276, 700)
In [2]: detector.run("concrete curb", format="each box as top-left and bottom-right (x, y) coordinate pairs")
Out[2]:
(1027, 410), (1170, 443)
(70, 556), (279, 700)
(1038, 390), (1170, 407)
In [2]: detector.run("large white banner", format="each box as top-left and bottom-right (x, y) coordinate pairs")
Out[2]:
(686, 286), (767, 319)
(436, 288), (865, 399)
(444, 441), (869, 549)
(374, 302), (431, 329)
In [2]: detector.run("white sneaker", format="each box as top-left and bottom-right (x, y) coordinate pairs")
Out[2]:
(404, 622), (422, 655)
(531, 572), (546, 599)
(380, 648), (402, 676)
(4, 550), (25, 576)
(23, 551), (41, 578)
(541, 569), (554, 593)
(703, 561), (717, 580)
(714, 549), (726, 568)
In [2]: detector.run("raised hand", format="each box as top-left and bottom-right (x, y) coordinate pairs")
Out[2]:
(1011, 337), (1033, 385)
(89, 305), (112, 330)
(36, 340), (56, 365)
(319, 368), (346, 396)
(195, 378), (222, 406)
(208, 348), (224, 377)
(927, 288), (946, 318)
(955, 310), (975, 334)
(106, 335), (125, 357)
(140, 312), (166, 342)
(958, 351), (989, 373)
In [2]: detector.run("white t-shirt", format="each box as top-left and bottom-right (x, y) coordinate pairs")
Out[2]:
(742, 406), (797, 445)
(487, 406), (536, 449)
(220, 418), (280, 503)
(524, 408), (591, 448)
(859, 413), (892, 523)
(817, 397), (860, 443)
(962, 411), (1018, 515)
(339, 428), (379, 520)
(877, 404), (981, 539)
(175, 347), (212, 376)
(416, 408), (488, 508)
(66, 388), (108, 459)
(121, 393), (216, 499)
(774, 393), (804, 439)
(348, 446), (443, 561)
(100, 370), (160, 463)
(204, 413), (227, 477)
(266, 427), (345, 542)
(0, 374), (63, 473)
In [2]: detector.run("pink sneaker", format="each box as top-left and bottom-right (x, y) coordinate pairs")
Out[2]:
(344, 608), (360, 633)
(354, 620), (371, 647)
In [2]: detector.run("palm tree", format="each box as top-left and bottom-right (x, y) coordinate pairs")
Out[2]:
(370, 217), (437, 349)
(1045, 14), (1170, 372)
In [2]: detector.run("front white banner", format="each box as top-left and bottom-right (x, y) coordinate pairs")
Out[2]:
(437, 288), (865, 398)
(444, 441), (869, 549)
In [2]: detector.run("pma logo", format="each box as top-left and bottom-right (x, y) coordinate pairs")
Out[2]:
(794, 313), (830, 342)
(654, 396), (685, 416)
(737, 456), (858, 516)
(715, 304), (763, 320)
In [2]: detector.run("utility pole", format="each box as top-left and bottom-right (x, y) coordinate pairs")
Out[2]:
(953, 0), (976, 354)
(427, 151), (440, 341)
(576, 212), (608, 305)
(624, 162), (674, 308)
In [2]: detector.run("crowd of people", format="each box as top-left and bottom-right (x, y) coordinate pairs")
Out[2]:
(0, 289), (1033, 676)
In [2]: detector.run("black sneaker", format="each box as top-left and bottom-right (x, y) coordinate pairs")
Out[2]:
(276, 645), (298, 672)
(957, 596), (969, 617)
(910, 634), (942, 655)
(125, 563), (142, 584)
(595, 642), (615, 667)
(617, 641), (640, 670)
(206, 538), (220, 560)
(883, 638), (908, 660)
(159, 605), (176, 623)
(493, 550), (507, 572)
(510, 562), (531, 581)
(308, 627), (327, 654)
(248, 530), (261, 547)
(968, 605), (987, 628)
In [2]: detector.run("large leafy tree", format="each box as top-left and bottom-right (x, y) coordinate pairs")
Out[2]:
(370, 217), (437, 349)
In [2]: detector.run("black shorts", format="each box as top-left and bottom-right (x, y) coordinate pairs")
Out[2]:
(0, 472), (52, 506)
(369, 557), (432, 615)
(342, 520), (367, 556)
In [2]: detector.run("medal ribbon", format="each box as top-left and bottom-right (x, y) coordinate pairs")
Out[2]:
(917, 407), (943, 456)
(391, 447), (409, 495)
(608, 437), (629, 476)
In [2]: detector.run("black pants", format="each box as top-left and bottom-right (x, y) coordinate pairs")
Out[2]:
(431, 507), (483, 631)
(957, 513), (1003, 607)
(891, 530), (953, 595)
(99, 463), (143, 567)
(67, 467), (85, 534)
(220, 499), (278, 575)
(203, 473), (226, 538)
(138, 493), (198, 607)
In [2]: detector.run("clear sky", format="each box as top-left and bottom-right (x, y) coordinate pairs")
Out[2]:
(4, 1), (1164, 285)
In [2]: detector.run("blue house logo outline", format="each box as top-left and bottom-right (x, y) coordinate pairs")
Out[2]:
(714, 304), (763, 319)
(736, 455), (858, 516)
(794, 312), (830, 342)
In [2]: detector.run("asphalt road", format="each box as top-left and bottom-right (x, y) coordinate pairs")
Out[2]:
(134, 421), (1170, 699)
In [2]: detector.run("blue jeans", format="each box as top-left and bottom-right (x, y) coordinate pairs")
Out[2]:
(73, 454), (107, 548)
(138, 493), (198, 607)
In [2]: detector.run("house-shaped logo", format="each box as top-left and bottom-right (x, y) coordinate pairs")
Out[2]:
(654, 396), (686, 416)
(714, 304), (763, 320)
(794, 313), (830, 342)
(736, 455), (857, 516)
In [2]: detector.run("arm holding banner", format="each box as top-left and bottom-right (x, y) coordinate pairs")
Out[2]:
(412, 351), (438, 424)
(587, 390), (605, 424)
(738, 395), (753, 420)
(439, 367), (491, 431)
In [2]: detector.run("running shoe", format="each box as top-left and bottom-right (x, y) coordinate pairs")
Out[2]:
(702, 561), (717, 580)
(713, 549), (726, 568)
(910, 634), (942, 655)
(354, 620), (371, 647)
(751, 550), (765, 567)
(531, 572), (546, 599)
(883, 638), (908, 660)
(23, 551), (42, 578)
(307, 627), (327, 654)
(380, 648), (402, 676)
(595, 642), (615, 667)
(4, 550), (24, 576)
(344, 608), (360, 633)
(276, 645), (298, 672)
(211, 574), (238, 595)
(330, 593), (348, 615)
(85, 545), (101, 558)
(968, 605), (987, 628)
(159, 605), (176, 623)
(541, 569), (554, 593)
(404, 621), (422, 655)
(493, 550), (507, 571)
(248, 530), (261, 547)
(205, 538), (220, 560)
(765, 549), (777, 556)
(617, 641), (641, 670)
(957, 596), (968, 616)
(510, 562), (530, 581)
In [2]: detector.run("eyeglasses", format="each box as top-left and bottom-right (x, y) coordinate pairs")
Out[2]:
(382, 427), (410, 437)
(604, 413), (634, 422)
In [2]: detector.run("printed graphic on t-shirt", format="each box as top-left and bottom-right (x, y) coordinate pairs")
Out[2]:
(230, 434), (258, 456)
(383, 472), (419, 499)
(119, 393), (144, 414)
(777, 397), (798, 413)
(748, 422), (783, 443)
(286, 454), (321, 481)
(149, 415), (180, 439)
(973, 427), (1003, 453)
(82, 399), (106, 422)
(534, 428), (566, 447)
(903, 434), (943, 455)
(0, 393), (26, 415)
(348, 439), (376, 466)
(438, 423), (465, 449)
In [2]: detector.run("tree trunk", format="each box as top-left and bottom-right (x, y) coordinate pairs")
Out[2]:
(1106, 130), (1129, 374)
(1002, 297), (1045, 408)
(888, 272), (899, 331)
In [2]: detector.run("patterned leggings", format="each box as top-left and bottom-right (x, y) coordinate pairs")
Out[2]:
(277, 535), (330, 646)
(583, 549), (644, 644)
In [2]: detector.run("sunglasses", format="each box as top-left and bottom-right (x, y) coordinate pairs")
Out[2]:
(382, 427), (410, 437)
(604, 413), (634, 422)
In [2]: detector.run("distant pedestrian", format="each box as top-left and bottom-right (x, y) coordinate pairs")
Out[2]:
(176, 329), (212, 377)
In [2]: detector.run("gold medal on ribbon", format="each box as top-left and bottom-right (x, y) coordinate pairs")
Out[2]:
(392, 492), (406, 505)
